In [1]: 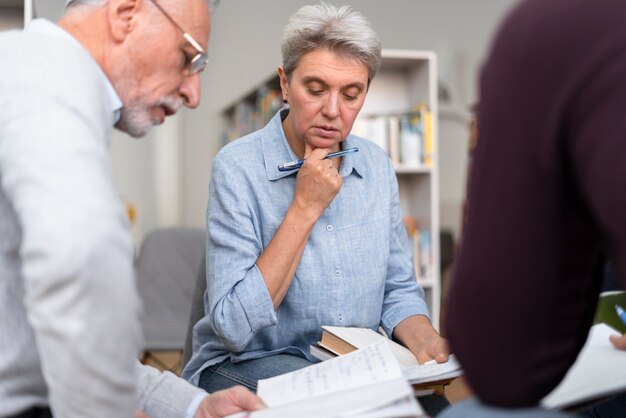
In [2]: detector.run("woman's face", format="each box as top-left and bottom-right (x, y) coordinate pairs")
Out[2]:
(279, 48), (369, 155)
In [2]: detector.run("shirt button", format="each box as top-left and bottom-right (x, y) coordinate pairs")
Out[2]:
(326, 224), (334, 232)
(337, 315), (344, 323)
(334, 269), (341, 277)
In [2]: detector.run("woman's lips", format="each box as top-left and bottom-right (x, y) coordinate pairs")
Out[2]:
(313, 126), (339, 138)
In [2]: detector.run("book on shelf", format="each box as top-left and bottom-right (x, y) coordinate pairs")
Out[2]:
(541, 323), (626, 410)
(402, 216), (433, 282)
(226, 339), (425, 418)
(415, 104), (433, 167)
(398, 114), (422, 167)
(311, 326), (462, 390)
(417, 229), (432, 281)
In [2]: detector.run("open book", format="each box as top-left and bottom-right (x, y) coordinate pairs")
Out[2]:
(227, 339), (425, 418)
(541, 323), (626, 410)
(312, 326), (463, 388)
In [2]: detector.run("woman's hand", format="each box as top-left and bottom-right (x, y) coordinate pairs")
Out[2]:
(293, 147), (342, 220)
(393, 315), (450, 364)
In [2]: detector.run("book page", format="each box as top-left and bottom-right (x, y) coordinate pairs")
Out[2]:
(257, 338), (403, 407)
(235, 378), (423, 418)
(402, 354), (463, 384)
(542, 323), (626, 409)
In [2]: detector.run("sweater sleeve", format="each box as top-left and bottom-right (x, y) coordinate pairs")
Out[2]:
(136, 363), (207, 418)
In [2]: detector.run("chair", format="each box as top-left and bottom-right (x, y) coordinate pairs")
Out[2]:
(135, 227), (205, 373)
(182, 255), (207, 369)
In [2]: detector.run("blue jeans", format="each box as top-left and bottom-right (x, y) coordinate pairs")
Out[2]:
(198, 354), (313, 392)
(581, 393), (626, 417)
(440, 398), (574, 418)
(198, 354), (450, 416)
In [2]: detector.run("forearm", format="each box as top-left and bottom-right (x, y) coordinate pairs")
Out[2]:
(137, 363), (207, 418)
(256, 203), (318, 309)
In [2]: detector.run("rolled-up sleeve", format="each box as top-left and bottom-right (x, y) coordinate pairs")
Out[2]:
(206, 156), (277, 352)
(380, 161), (429, 337)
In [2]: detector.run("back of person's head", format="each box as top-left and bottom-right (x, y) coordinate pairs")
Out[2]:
(65, 0), (220, 13)
(281, 2), (381, 84)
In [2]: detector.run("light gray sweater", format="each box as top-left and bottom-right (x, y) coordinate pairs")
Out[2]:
(0, 19), (205, 418)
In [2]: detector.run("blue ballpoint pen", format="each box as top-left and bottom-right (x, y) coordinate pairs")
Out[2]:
(278, 147), (359, 171)
(616, 304), (626, 328)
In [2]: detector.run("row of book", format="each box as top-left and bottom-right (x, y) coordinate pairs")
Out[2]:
(224, 86), (283, 142)
(351, 105), (434, 168)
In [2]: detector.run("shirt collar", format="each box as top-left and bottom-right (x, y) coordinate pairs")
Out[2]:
(261, 108), (369, 181)
(25, 19), (123, 124)
(339, 135), (369, 179)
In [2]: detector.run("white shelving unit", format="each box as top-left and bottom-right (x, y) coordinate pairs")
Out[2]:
(222, 49), (441, 330)
(357, 50), (440, 330)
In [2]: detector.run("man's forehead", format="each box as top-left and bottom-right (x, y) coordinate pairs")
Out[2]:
(167, 0), (211, 45)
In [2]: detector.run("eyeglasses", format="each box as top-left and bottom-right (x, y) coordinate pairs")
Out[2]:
(149, 0), (209, 74)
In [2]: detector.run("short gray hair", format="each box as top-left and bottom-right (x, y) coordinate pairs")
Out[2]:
(66, 0), (220, 13)
(281, 2), (381, 84)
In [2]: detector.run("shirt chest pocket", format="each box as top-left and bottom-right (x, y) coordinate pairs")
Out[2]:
(335, 215), (389, 283)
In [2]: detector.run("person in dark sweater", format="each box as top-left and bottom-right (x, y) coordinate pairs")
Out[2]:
(442, 0), (626, 416)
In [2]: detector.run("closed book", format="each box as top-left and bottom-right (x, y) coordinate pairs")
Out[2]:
(314, 326), (463, 387)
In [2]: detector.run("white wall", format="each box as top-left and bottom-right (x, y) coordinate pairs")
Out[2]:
(182, 0), (519, 241)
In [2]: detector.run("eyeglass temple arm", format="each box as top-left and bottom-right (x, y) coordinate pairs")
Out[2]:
(183, 33), (205, 53)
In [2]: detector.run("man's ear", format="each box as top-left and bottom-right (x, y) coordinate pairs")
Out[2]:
(108, 0), (140, 42)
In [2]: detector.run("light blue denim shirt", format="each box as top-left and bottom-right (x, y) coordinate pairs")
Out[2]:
(183, 109), (429, 383)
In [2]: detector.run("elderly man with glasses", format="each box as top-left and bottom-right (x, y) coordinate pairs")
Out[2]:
(0, 1), (263, 418)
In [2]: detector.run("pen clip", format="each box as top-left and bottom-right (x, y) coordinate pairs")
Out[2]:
(278, 160), (303, 171)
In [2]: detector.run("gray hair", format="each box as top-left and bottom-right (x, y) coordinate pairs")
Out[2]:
(66, 0), (220, 13)
(281, 2), (381, 84)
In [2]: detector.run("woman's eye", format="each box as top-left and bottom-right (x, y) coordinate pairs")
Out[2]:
(308, 89), (323, 96)
(344, 94), (358, 101)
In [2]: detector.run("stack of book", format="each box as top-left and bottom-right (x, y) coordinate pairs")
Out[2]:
(310, 326), (463, 396)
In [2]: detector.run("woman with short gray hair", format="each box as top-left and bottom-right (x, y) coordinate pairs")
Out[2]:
(280, 2), (382, 84)
(184, 3), (451, 416)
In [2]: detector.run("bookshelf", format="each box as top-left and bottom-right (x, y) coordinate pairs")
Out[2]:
(221, 49), (441, 330)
